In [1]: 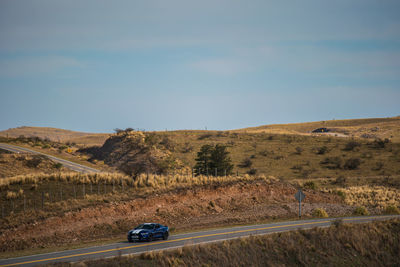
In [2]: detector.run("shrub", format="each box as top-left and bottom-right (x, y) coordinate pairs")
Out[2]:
(303, 181), (317, 190)
(295, 147), (303, 155)
(181, 142), (193, 153)
(353, 206), (370, 216)
(316, 146), (328, 155)
(198, 134), (213, 140)
(372, 162), (384, 171)
(239, 158), (252, 168)
(343, 140), (361, 151)
(313, 208), (328, 218)
(320, 157), (342, 169)
(384, 205), (400, 215)
(333, 219), (343, 227)
(332, 176), (346, 185)
(371, 138), (390, 149)
(343, 158), (361, 170)
(336, 190), (346, 200)
(53, 162), (63, 169)
(26, 155), (45, 168)
(247, 168), (257, 175)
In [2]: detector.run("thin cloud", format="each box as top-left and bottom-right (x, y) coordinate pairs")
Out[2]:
(0, 56), (84, 77)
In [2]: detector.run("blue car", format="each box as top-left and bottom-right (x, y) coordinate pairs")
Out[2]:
(127, 223), (169, 242)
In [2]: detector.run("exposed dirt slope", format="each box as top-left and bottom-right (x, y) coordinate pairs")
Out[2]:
(79, 131), (184, 175)
(0, 179), (350, 253)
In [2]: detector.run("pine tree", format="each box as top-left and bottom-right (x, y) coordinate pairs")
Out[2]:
(194, 144), (233, 176)
(194, 144), (213, 176)
(210, 144), (234, 176)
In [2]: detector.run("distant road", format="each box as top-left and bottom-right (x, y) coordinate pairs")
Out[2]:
(0, 143), (101, 174)
(0, 215), (398, 267)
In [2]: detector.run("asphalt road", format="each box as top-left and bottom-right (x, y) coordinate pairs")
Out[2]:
(0, 215), (398, 267)
(0, 143), (101, 173)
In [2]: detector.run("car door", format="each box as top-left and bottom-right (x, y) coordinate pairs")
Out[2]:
(154, 224), (162, 238)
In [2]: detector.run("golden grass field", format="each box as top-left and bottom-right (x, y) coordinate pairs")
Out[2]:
(0, 126), (109, 146)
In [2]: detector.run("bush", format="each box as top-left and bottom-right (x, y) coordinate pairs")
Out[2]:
(316, 146), (328, 155)
(353, 206), (369, 216)
(26, 155), (44, 168)
(343, 140), (361, 151)
(198, 134), (213, 140)
(295, 147), (303, 155)
(53, 162), (63, 169)
(336, 190), (346, 200)
(303, 181), (317, 190)
(343, 158), (361, 170)
(239, 158), (252, 168)
(371, 138), (390, 149)
(247, 168), (257, 175)
(332, 176), (346, 185)
(320, 157), (342, 169)
(384, 205), (400, 215)
(333, 219), (343, 227)
(313, 208), (328, 218)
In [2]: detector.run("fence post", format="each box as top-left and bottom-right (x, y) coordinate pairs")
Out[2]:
(24, 195), (26, 213)
(192, 168), (194, 178)
(215, 168), (217, 177)
(104, 182), (107, 194)
(113, 180), (115, 192)
(121, 179), (124, 192)
(83, 183), (85, 197)
(60, 187), (63, 201)
(224, 169), (227, 178)
(90, 183), (93, 194)
(41, 192), (44, 209)
(73, 185), (77, 199)
(98, 182), (100, 194)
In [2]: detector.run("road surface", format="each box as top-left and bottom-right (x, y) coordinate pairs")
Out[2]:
(0, 143), (101, 173)
(0, 215), (398, 267)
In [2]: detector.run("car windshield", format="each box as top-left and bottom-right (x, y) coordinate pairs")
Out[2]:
(135, 224), (154, 230)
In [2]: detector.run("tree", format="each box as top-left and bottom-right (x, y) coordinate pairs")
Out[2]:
(194, 144), (213, 176)
(194, 144), (233, 176)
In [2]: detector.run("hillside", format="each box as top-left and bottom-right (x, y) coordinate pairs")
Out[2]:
(237, 116), (400, 142)
(78, 128), (400, 179)
(0, 150), (67, 178)
(0, 126), (109, 146)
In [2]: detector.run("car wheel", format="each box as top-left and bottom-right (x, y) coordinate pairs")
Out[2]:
(163, 232), (169, 240)
(148, 234), (153, 242)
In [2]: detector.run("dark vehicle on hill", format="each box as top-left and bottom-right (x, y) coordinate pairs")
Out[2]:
(127, 223), (169, 242)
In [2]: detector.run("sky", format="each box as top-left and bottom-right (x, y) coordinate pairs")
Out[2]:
(0, 0), (399, 133)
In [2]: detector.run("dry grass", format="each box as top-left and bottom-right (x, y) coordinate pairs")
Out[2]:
(0, 126), (109, 145)
(53, 219), (400, 267)
(237, 116), (400, 142)
(0, 172), (133, 190)
(338, 186), (400, 209)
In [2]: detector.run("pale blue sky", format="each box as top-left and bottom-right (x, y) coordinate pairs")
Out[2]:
(1, 0), (399, 132)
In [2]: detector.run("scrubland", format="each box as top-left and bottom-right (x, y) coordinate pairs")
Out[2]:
(0, 117), (399, 260)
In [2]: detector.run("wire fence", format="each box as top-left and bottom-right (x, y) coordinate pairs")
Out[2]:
(0, 169), (249, 218)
